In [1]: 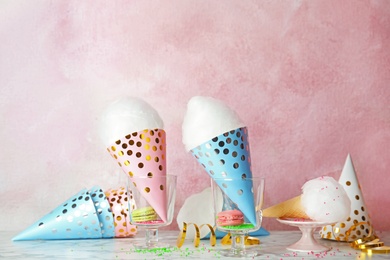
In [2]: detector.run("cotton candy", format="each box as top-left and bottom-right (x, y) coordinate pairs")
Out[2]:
(301, 176), (351, 223)
(182, 96), (244, 151)
(99, 97), (164, 146)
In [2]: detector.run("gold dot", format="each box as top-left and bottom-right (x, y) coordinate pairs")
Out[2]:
(116, 216), (122, 221)
(129, 171), (134, 177)
(340, 223), (346, 228)
(140, 134), (144, 139)
(145, 187), (150, 193)
(323, 226), (327, 231)
(133, 182), (137, 187)
(152, 146), (157, 151)
(119, 228), (124, 233)
(146, 137), (151, 143)
(346, 181), (351, 186)
(144, 144), (150, 150)
(111, 146), (116, 152)
(118, 151), (124, 156)
(124, 160), (130, 166)
(146, 155), (151, 161)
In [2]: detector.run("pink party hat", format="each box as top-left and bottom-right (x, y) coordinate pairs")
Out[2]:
(320, 154), (374, 241)
(13, 187), (115, 241)
(190, 127), (257, 225)
(107, 128), (168, 222)
(105, 187), (137, 237)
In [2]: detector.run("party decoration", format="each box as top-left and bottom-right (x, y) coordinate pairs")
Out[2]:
(100, 97), (168, 222)
(263, 176), (351, 223)
(320, 154), (375, 242)
(105, 187), (137, 238)
(182, 96), (257, 225)
(13, 187), (114, 241)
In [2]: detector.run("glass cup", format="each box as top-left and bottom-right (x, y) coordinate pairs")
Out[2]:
(127, 174), (177, 249)
(211, 177), (265, 257)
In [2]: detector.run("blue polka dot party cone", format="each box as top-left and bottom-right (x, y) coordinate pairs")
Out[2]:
(13, 186), (115, 241)
(190, 127), (257, 225)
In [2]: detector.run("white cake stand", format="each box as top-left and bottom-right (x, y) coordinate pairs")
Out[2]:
(277, 218), (334, 253)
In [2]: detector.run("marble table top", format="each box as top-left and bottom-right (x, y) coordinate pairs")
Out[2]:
(2, 230), (390, 259)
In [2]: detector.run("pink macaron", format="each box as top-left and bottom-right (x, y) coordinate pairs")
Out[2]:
(217, 209), (244, 226)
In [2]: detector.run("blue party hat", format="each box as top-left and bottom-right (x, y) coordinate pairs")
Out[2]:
(88, 186), (115, 238)
(13, 188), (106, 241)
(191, 127), (257, 225)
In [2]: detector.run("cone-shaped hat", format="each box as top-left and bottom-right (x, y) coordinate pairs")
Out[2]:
(88, 186), (115, 238)
(191, 127), (256, 225)
(105, 187), (137, 237)
(13, 189), (104, 241)
(320, 154), (374, 241)
(107, 129), (167, 222)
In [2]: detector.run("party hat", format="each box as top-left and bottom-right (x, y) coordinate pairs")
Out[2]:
(320, 154), (374, 242)
(105, 187), (137, 237)
(13, 187), (113, 241)
(107, 129), (167, 222)
(191, 127), (257, 225)
(88, 186), (115, 238)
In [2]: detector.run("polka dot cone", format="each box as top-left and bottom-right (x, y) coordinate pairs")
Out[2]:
(190, 127), (257, 225)
(88, 186), (115, 238)
(105, 187), (137, 238)
(13, 189), (103, 241)
(320, 155), (374, 242)
(107, 129), (167, 222)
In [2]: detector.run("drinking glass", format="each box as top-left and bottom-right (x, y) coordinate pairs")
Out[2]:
(127, 174), (177, 249)
(211, 177), (265, 257)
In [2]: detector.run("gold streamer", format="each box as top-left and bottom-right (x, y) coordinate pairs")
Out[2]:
(176, 222), (260, 248)
(333, 222), (390, 254)
(176, 222), (216, 248)
(220, 233), (260, 246)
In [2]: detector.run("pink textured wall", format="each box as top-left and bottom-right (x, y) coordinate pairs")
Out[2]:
(0, 1), (389, 233)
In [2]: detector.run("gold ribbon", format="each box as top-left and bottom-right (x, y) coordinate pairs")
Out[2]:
(330, 222), (389, 254)
(176, 222), (216, 248)
(176, 222), (260, 248)
(220, 233), (260, 246)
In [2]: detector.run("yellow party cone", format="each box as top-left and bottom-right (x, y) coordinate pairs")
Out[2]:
(262, 195), (309, 219)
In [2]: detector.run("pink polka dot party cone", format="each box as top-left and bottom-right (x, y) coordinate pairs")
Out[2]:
(107, 129), (168, 222)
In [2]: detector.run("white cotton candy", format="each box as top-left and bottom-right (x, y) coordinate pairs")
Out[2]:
(182, 96), (245, 151)
(301, 176), (351, 223)
(99, 97), (164, 147)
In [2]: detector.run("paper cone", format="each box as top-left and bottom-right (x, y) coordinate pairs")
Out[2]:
(320, 154), (374, 242)
(190, 127), (257, 225)
(88, 186), (115, 238)
(262, 195), (309, 219)
(107, 128), (167, 222)
(105, 187), (137, 237)
(13, 188), (110, 241)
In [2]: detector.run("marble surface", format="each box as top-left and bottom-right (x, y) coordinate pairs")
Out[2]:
(2, 230), (390, 259)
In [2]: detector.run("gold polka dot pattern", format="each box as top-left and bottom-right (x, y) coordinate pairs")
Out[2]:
(320, 157), (374, 242)
(105, 187), (137, 238)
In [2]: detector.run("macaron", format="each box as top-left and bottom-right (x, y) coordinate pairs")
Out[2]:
(131, 206), (158, 223)
(217, 209), (244, 226)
